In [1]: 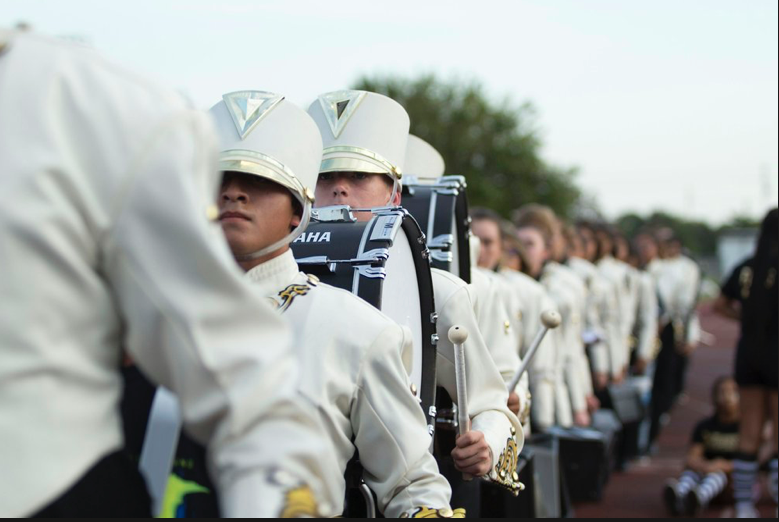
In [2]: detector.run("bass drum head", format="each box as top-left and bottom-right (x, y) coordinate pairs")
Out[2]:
(380, 227), (424, 394)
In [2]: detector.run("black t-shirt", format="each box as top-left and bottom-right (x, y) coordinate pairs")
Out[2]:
(721, 257), (779, 352)
(721, 258), (754, 304)
(691, 415), (740, 461)
(121, 366), (219, 518)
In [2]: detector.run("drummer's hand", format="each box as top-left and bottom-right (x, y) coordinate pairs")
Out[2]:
(574, 410), (590, 427)
(507, 392), (521, 416)
(452, 430), (492, 477)
(594, 372), (609, 390)
(633, 357), (649, 376)
(586, 394), (600, 414)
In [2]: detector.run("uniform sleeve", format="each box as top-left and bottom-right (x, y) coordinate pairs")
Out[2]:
(471, 273), (521, 385)
(353, 325), (452, 518)
(603, 280), (627, 378)
(524, 291), (558, 431)
(104, 110), (337, 517)
(635, 273), (659, 361)
(544, 281), (587, 414)
(434, 275), (523, 493)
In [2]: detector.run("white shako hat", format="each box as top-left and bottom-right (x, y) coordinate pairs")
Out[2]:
(210, 90), (322, 259)
(307, 90), (409, 187)
(404, 134), (445, 183)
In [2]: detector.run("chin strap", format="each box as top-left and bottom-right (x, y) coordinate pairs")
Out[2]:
(235, 202), (311, 261)
(386, 179), (400, 206)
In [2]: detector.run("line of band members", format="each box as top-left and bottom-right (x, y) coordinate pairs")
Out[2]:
(114, 85), (704, 519)
(0, 29), (708, 518)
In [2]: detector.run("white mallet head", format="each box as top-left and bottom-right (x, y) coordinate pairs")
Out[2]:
(541, 310), (562, 329)
(448, 325), (469, 345)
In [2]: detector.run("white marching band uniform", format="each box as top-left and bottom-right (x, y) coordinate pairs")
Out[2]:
(498, 268), (560, 431)
(210, 93), (455, 518)
(633, 268), (660, 363)
(653, 255), (702, 346)
(0, 31), (335, 517)
(567, 256), (612, 380)
(541, 262), (589, 425)
(597, 255), (634, 380)
(308, 93), (524, 492)
(406, 137), (530, 424)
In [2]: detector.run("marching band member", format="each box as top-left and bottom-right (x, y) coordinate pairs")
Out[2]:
(498, 225), (562, 432)
(0, 30), (331, 518)
(204, 92), (457, 518)
(514, 205), (591, 428)
(566, 225), (613, 397)
(594, 224), (634, 384)
(403, 136), (529, 425)
(308, 91), (523, 496)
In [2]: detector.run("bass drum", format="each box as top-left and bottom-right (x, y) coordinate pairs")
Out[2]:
(402, 175), (471, 284)
(290, 206), (438, 435)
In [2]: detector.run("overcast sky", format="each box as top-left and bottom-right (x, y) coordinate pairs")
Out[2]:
(3, 0), (777, 225)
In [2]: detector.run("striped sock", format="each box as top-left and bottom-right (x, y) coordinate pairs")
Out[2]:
(733, 455), (759, 510)
(677, 470), (701, 496)
(770, 458), (778, 504)
(695, 471), (728, 507)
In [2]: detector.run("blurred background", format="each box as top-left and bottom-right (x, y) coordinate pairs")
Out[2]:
(3, 0), (776, 282)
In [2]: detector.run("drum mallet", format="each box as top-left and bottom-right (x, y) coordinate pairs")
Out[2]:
(507, 310), (562, 393)
(448, 325), (473, 481)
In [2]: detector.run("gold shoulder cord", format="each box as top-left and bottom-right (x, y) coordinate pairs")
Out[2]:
(280, 485), (319, 518)
(491, 427), (524, 496)
(401, 507), (466, 518)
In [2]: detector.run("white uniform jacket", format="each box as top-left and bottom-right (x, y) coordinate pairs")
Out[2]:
(431, 269), (523, 493)
(498, 268), (560, 431)
(246, 251), (452, 518)
(598, 256), (633, 378)
(654, 256), (701, 345)
(541, 263), (590, 417)
(0, 30), (334, 517)
(470, 267), (531, 428)
(633, 270), (660, 362)
(567, 257), (611, 376)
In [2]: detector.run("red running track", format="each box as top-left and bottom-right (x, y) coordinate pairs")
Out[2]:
(574, 306), (776, 518)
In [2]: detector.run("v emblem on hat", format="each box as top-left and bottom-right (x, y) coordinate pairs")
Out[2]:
(223, 91), (284, 139)
(318, 90), (366, 138)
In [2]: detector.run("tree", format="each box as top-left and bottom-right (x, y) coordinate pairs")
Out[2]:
(615, 211), (718, 258)
(352, 75), (582, 219)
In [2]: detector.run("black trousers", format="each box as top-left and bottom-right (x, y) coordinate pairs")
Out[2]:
(31, 451), (151, 518)
(649, 323), (679, 445)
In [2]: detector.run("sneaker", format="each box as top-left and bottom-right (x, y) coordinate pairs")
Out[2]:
(664, 480), (683, 516)
(685, 488), (704, 517)
(734, 503), (759, 518)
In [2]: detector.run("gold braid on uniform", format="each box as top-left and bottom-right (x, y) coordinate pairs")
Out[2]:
(488, 426), (524, 496)
(279, 485), (319, 518)
(273, 274), (319, 312)
(520, 391), (532, 426)
(400, 507), (466, 518)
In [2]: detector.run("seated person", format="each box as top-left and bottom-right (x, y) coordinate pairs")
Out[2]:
(664, 376), (741, 516)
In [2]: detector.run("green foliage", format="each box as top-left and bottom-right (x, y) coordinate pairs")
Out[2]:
(615, 211), (763, 258)
(352, 74), (582, 219)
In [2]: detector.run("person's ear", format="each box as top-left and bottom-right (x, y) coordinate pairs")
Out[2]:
(391, 189), (402, 207)
(291, 213), (301, 229)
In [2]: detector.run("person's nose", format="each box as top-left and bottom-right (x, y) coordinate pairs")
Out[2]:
(221, 180), (249, 204)
(331, 176), (349, 198)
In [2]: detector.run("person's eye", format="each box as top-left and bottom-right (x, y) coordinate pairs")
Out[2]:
(352, 172), (368, 181)
(318, 173), (333, 181)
